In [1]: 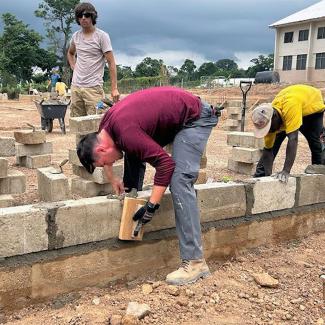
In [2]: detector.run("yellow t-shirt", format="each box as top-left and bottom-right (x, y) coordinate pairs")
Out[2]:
(264, 85), (325, 148)
(55, 82), (67, 96)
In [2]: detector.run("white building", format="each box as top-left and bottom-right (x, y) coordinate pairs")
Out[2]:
(270, 0), (325, 83)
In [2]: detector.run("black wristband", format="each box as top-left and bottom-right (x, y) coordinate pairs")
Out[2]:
(147, 201), (160, 212)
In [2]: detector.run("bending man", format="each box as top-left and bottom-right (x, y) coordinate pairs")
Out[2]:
(77, 86), (218, 285)
(252, 84), (324, 181)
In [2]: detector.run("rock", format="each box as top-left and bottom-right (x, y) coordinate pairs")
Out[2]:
(185, 289), (195, 297)
(110, 314), (122, 325)
(285, 313), (292, 320)
(176, 296), (189, 306)
(142, 284), (153, 295)
(252, 273), (279, 288)
(152, 281), (162, 289)
(126, 302), (150, 319)
(316, 319), (324, 325)
(211, 292), (220, 303)
(92, 297), (101, 305)
(299, 304), (305, 311)
(167, 285), (180, 296)
(122, 315), (139, 325)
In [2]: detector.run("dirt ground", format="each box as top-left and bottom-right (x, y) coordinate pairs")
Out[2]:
(2, 232), (324, 325)
(0, 84), (325, 324)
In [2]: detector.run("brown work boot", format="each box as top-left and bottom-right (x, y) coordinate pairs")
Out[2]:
(166, 259), (210, 285)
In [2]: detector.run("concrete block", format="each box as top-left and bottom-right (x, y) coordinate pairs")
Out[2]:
(55, 197), (122, 247)
(25, 154), (51, 169)
(227, 100), (242, 108)
(0, 204), (48, 257)
(245, 177), (296, 214)
(71, 177), (113, 197)
(231, 147), (261, 163)
(69, 115), (102, 134)
(72, 164), (123, 184)
(0, 195), (14, 208)
(196, 169), (207, 184)
(0, 137), (15, 157)
(15, 142), (53, 157)
(37, 167), (69, 202)
(0, 158), (8, 178)
(227, 131), (264, 149)
(228, 159), (256, 176)
(14, 130), (46, 144)
(296, 174), (325, 206)
(227, 107), (242, 116)
(0, 170), (26, 194)
(68, 149), (82, 166)
(225, 119), (239, 127)
(196, 182), (246, 222)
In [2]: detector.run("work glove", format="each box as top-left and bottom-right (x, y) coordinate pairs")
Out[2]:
(133, 201), (160, 225)
(273, 170), (289, 183)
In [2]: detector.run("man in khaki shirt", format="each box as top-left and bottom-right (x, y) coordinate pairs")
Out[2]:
(67, 2), (119, 117)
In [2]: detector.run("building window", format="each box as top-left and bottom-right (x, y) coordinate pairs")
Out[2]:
(317, 27), (325, 39)
(283, 56), (292, 70)
(315, 53), (325, 69)
(296, 54), (307, 70)
(298, 29), (309, 41)
(284, 32), (294, 43)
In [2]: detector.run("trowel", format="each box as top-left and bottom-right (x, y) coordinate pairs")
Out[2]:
(50, 158), (69, 174)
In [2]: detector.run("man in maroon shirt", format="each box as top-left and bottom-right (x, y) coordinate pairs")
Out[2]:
(77, 86), (218, 285)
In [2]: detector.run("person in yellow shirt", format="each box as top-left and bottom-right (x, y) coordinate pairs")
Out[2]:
(55, 78), (68, 97)
(252, 84), (325, 182)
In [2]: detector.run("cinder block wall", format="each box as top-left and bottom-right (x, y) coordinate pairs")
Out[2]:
(0, 174), (325, 310)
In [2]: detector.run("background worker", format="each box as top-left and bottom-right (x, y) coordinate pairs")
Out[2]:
(76, 86), (218, 285)
(67, 2), (119, 117)
(55, 78), (68, 97)
(252, 84), (325, 182)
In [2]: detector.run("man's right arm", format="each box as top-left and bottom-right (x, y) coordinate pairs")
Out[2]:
(103, 164), (124, 195)
(67, 42), (76, 70)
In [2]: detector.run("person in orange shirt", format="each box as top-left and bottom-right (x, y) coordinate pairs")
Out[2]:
(252, 84), (324, 182)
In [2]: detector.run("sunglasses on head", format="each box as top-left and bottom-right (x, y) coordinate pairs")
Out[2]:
(77, 12), (92, 18)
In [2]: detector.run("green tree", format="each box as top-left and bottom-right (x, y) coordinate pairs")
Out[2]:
(197, 62), (217, 78)
(246, 54), (274, 77)
(35, 0), (79, 74)
(215, 59), (238, 71)
(134, 57), (163, 77)
(117, 65), (134, 80)
(178, 59), (196, 81)
(0, 13), (56, 83)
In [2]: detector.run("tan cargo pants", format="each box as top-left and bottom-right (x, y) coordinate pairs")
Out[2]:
(70, 85), (104, 117)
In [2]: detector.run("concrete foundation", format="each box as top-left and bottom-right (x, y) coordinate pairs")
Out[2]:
(0, 137), (15, 157)
(37, 167), (69, 202)
(14, 130), (46, 145)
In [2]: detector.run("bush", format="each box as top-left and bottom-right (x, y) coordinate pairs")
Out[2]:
(1, 86), (20, 99)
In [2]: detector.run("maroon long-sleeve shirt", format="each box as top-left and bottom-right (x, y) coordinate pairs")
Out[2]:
(99, 86), (201, 186)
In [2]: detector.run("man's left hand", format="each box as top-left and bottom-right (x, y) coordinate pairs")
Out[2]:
(273, 170), (290, 183)
(111, 89), (120, 103)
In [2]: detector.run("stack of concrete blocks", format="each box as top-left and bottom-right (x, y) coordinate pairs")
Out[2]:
(0, 158), (26, 207)
(69, 115), (123, 197)
(14, 130), (52, 169)
(164, 143), (207, 184)
(224, 100), (243, 131)
(227, 131), (264, 175)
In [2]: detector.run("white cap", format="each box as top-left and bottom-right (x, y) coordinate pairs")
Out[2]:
(251, 103), (273, 138)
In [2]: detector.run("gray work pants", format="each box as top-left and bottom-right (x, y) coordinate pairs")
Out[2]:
(170, 101), (218, 260)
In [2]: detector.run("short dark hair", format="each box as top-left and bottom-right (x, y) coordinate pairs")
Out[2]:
(77, 132), (98, 173)
(58, 78), (62, 82)
(75, 2), (97, 25)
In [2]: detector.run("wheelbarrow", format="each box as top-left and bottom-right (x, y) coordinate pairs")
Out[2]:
(34, 99), (70, 134)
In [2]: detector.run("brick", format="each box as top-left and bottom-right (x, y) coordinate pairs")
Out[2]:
(14, 130), (46, 145)
(0, 195), (14, 208)
(69, 149), (82, 166)
(72, 164), (123, 184)
(0, 204), (48, 257)
(37, 167), (69, 202)
(69, 114), (102, 134)
(0, 158), (8, 178)
(231, 147), (261, 163)
(245, 177), (296, 214)
(15, 142), (53, 157)
(0, 137), (15, 157)
(71, 177), (113, 197)
(296, 174), (325, 206)
(0, 170), (26, 194)
(227, 131), (264, 149)
(196, 182), (246, 222)
(228, 159), (256, 175)
(25, 154), (51, 169)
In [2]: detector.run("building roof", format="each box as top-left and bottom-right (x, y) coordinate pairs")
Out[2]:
(270, 0), (325, 27)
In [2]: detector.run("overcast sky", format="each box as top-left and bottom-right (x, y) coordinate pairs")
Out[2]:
(0, 0), (320, 69)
